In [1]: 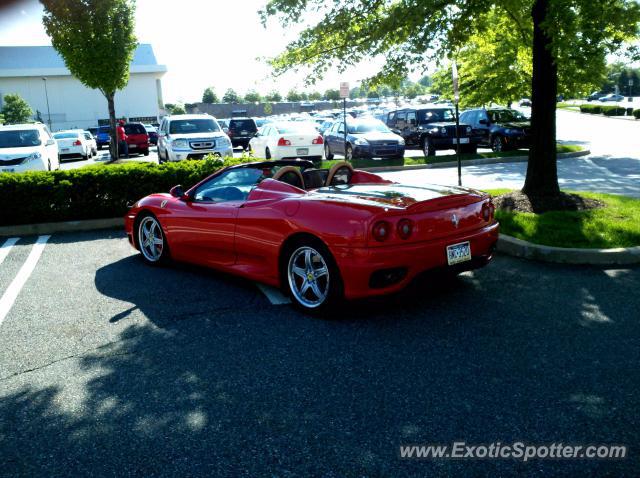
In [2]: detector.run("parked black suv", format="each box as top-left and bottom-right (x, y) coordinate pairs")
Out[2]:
(386, 106), (477, 156)
(459, 108), (531, 152)
(227, 117), (258, 150)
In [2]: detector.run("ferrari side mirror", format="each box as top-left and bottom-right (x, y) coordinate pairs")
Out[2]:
(169, 185), (185, 199)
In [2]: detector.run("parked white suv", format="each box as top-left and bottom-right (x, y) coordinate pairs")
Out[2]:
(0, 123), (60, 173)
(157, 114), (233, 162)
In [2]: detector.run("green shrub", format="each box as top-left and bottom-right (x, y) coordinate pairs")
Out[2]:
(626, 107), (634, 116)
(633, 109), (640, 119)
(0, 156), (252, 226)
(579, 104), (602, 114)
(601, 105), (626, 116)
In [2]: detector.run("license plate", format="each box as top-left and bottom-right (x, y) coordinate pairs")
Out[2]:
(241, 130), (248, 135)
(61, 148), (69, 152)
(296, 148), (309, 155)
(129, 144), (137, 148)
(453, 138), (470, 144)
(446, 241), (471, 265)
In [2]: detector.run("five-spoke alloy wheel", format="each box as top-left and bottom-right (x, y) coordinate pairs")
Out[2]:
(137, 214), (167, 264)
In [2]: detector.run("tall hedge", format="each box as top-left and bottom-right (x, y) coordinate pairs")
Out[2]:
(0, 157), (250, 226)
(634, 109), (640, 119)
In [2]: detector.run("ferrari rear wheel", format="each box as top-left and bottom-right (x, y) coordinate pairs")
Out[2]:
(137, 214), (168, 265)
(285, 241), (342, 312)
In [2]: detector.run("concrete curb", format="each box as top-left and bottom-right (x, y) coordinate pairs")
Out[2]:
(362, 150), (590, 173)
(497, 234), (640, 265)
(0, 218), (124, 238)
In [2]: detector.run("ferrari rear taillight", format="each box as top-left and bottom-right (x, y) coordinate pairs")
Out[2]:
(397, 219), (414, 240)
(482, 201), (495, 221)
(278, 137), (291, 146)
(372, 221), (391, 242)
(312, 135), (323, 145)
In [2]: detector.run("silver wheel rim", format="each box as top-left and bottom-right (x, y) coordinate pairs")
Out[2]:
(346, 146), (353, 160)
(493, 137), (502, 152)
(138, 216), (164, 262)
(287, 246), (330, 308)
(423, 140), (430, 156)
(325, 144), (330, 157)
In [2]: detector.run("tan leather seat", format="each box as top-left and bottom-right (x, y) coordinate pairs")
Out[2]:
(325, 161), (354, 186)
(272, 166), (305, 189)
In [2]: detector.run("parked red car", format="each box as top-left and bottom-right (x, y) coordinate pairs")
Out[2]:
(124, 160), (499, 312)
(124, 123), (150, 156)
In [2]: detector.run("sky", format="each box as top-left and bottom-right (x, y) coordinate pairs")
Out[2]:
(0, 0), (397, 103)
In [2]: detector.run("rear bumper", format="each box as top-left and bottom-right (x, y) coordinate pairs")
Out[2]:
(432, 136), (480, 149)
(332, 222), (499, 299)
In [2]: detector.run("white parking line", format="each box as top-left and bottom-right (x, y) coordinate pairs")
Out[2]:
(0, 235), (50, 327)
(0, 237), (20, 266)
(256, 283), (291, 305)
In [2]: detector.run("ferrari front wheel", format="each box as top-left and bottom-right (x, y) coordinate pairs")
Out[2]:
(285, 241), (342, 312)
(136, 213), (169, 265)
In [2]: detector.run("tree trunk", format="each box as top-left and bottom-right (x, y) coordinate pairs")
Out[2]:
(522, 0), (560, 197)
(106, 92), (118, 162)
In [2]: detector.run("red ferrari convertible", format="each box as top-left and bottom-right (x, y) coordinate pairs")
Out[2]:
(125, 160), (499, 311)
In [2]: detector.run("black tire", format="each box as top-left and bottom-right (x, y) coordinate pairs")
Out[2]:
(324, 143), (334, 160)
(135, 212), (170, 265)
(265, 147), (272, 160)
(422, 137), (436, 157)
(144, 150), (149, 156)
(345, 144), (354, 160)
(462, 145), (477, 154)
(47, 159), (51, 171)
(98, 145), (102, 150)
(158, 147), (166, 164)
(82, 153), (89, 161)
(281, 237), (343, 314)
(491, 136), (506, 153)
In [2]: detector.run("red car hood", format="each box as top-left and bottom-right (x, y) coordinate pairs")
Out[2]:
(308, 183), (485, 210)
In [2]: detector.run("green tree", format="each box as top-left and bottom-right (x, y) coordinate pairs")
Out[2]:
(324, 89), (341, 101)
(42, 0), (137, 160)
(286, 89), (303, 102)
(266, 90), (282, 102)
(1, 94), (33, 124)
(404, 82), (426, 99)
(202, 87), (218, 103)
(222, 89), (240, 103)
(263, 0), (640, 200)
(308, 91), (323, 101)
(164, 103), (186, 115)
(418, 75), (432, 88)
(244, 90), (262, 103)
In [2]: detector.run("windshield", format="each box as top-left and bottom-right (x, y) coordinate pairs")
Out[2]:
(169, 119), (220, 134)
(417, 109), (455, 123)
(347, 120), (391, 134)
(54, 132), (79, 139)
(488, 109), (528, 122)
(0, 129), (41, 148)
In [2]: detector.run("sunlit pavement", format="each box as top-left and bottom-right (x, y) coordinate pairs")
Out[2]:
(0, 231), (638, 476)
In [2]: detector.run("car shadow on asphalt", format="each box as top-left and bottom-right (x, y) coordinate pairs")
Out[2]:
(1, 256), (639, 476)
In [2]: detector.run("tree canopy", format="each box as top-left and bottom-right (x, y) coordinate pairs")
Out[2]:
(2, 94), (33, 124)
(42, 0), (137, 98)
(222, 89), (241, 103)
(202, 87), (218, 103)
(244, 90), (262, 103)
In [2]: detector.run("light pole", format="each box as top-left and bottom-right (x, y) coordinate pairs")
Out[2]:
(42, 77), (52, 130)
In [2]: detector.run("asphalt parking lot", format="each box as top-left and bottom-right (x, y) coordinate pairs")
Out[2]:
(1, 230), (639, 476)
